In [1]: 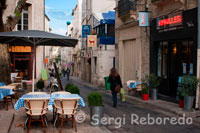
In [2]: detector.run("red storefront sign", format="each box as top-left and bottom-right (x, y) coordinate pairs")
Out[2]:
(157, 12), (183, 30)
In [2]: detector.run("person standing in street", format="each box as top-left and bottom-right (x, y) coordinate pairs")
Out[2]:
(66, 67), (71, 80)
(107, 68), (122, 108)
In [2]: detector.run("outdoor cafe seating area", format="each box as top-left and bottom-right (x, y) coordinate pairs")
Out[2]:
(0, 77), (85, 133)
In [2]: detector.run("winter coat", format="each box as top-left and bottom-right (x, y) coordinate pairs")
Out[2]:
(107, 75), (122, 92)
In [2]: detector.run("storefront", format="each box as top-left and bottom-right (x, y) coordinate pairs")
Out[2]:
(150, 8), (197, 98)
(9, 46), (34, 80)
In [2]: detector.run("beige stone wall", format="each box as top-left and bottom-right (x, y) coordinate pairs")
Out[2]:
(91, 45), (115, 86)
(115, 0), (150, 84)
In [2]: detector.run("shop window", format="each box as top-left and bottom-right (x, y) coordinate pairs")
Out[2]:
(17, 4), (29, 31)
(157, 42), (168, 78)
(108, 25), (115, 37)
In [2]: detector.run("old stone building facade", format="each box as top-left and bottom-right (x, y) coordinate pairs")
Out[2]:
(115, 0), (150, 84)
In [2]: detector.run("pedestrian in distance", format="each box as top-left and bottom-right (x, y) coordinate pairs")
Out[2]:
(107, 68), (122, 108)
(66, 67), (71, 80)
(62, 68), (65, 77)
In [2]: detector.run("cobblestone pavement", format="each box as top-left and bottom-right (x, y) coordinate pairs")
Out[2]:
(64, 76), (200, 133)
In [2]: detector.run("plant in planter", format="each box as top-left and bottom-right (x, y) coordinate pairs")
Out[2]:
(65, 83), (80, 94)
(182, 75), (199, 111)
(148, 73), (160, 100)
(177, 88), (186, 108)
(36, 80), (44, 91)
(88, 92), (104, 126)
(142, 87), (149, 101)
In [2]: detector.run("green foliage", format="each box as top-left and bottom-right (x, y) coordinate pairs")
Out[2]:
(36, 80), (44, 90)
(142, 87), (149, 94)
(148, 73), (160, 89)
(177, 88), (187, 100)
(65, 83), (80, 94)
(88, 92), (103, 106)
(182, 75), (199, 96)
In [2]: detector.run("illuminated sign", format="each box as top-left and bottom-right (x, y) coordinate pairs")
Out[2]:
(157, 12), (183, 30)
(139, 12), (149, 27)
(9, 46), (31, 53)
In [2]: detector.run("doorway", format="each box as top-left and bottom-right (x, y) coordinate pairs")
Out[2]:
(157, 40), (195, 97)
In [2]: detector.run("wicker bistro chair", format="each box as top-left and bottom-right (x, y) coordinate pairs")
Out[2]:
(24, 99), (49, 133)
(54, 98), (80, 133)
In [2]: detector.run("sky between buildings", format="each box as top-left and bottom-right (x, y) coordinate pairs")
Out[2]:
(45, 0), (77, 35)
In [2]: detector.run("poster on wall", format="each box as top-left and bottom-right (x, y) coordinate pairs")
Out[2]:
(87, 35), (97, 47)
(139, 12), (149, 27)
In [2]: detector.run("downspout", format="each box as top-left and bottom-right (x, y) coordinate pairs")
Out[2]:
(196, 1), (200, 109)
(43, 0), (46, 68)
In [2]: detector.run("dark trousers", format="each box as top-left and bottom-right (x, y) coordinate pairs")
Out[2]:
(112, 91), (117, 107)
(67, 74), (70, 80)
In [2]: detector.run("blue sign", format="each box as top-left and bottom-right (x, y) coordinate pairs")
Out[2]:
(82, 25), (91, 38)
(139, 12), (149, 27)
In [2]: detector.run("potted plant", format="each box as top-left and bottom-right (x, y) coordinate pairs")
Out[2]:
(182, 75), (199, 111)
(177, 88), (186, 108)
(142, 87), (149, 101)
(36, 79), (44, 91)
(148, 73), (160, 100)
(88, 92), (104, 126)
(65, 83), (80, 94)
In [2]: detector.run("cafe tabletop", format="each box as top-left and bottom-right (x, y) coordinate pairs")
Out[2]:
(0, 89), (14, 100)
(0, 86), (16, 90)
(128, 82), (142, 88)
(15, 93), (85, 111)
(14, 94), (51, 111)
(50, 93), (85, 107)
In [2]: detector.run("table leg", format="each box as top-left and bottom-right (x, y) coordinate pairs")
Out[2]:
(24, 115), (30, 130)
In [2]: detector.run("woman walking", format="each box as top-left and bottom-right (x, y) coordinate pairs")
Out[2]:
(107, 68), (122, 108)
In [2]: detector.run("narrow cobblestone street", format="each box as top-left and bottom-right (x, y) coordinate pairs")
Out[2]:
(62, 77), (200, 133)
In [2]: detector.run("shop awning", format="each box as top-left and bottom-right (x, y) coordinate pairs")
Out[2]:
(0, 30), (77, 47)
(93, 11), (115, 27)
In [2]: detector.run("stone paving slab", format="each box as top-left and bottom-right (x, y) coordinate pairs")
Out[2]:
(0, 107), (14, 133)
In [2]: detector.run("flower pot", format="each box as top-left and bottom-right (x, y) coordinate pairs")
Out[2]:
(179, 99), (184, 108)
(184, 96), (194, 111)
(90, 106), (104, 126)
(142, 94), (149, 101)
(151, 88), (157, 100)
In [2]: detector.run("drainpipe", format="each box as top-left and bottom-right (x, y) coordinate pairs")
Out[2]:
(196, 1), (200, 109)
(43, 0), (46, 68)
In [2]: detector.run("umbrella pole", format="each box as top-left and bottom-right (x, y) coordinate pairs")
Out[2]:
(32, 42), (36, 92)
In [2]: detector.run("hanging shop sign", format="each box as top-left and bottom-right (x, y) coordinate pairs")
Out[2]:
(9, 46), (31, 53)
(157, 12), (183, 30)
(87, 35), (97, 47)
(82, 25), (91, 38)
(139, 12), (149, 27)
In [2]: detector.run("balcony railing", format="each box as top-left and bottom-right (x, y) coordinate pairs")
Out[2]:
(118, 0), (137, 17)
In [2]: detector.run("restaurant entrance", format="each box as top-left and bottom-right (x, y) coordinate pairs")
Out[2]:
(9, 46), (33, 80)
(157, 40), (195, 97)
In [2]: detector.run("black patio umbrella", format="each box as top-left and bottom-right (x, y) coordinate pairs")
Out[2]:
(0, 30), (78, 92)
